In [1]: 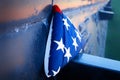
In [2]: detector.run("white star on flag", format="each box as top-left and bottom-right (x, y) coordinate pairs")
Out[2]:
(62, 18), (70, 30)
(52, 67), (61, 76)
(75, 30), (82, 42)
(72, 37), (78, 51)
(54, 38), (65, 53)
(64, 47), (72, 62)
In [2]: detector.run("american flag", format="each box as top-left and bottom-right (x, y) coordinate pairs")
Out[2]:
(44, 5), (82, 77)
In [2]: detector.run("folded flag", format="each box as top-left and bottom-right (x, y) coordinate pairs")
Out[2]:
(44, 5), (82, 77)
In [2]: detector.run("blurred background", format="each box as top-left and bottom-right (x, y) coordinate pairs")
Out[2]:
(105, 0), (120, 61)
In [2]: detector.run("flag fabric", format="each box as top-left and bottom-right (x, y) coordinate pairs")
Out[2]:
(44, 5), (82, 77)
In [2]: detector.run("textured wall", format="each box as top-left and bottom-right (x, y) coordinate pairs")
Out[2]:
(80, 14), (108, 57)
(0, 0), (105, 22)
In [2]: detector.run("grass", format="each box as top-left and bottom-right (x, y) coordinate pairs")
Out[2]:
(105, 0), (120, 60)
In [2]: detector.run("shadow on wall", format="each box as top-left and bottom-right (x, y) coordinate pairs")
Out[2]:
(0, 4), (52, 80)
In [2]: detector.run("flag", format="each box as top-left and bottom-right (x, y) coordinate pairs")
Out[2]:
(44, 5), (82, 77)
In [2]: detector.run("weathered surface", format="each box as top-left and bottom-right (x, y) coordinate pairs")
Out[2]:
(0, 0), (52, 22)
(0, 0), (106, 23)
(0, 21), (49, 80)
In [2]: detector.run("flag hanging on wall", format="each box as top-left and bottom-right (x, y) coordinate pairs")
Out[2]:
(44, 5), (82, 77)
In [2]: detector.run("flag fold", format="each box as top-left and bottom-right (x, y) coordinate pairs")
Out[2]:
(44, 5), (82, 77)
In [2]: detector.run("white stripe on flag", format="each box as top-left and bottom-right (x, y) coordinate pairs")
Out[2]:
(44, 17), (53, 77)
